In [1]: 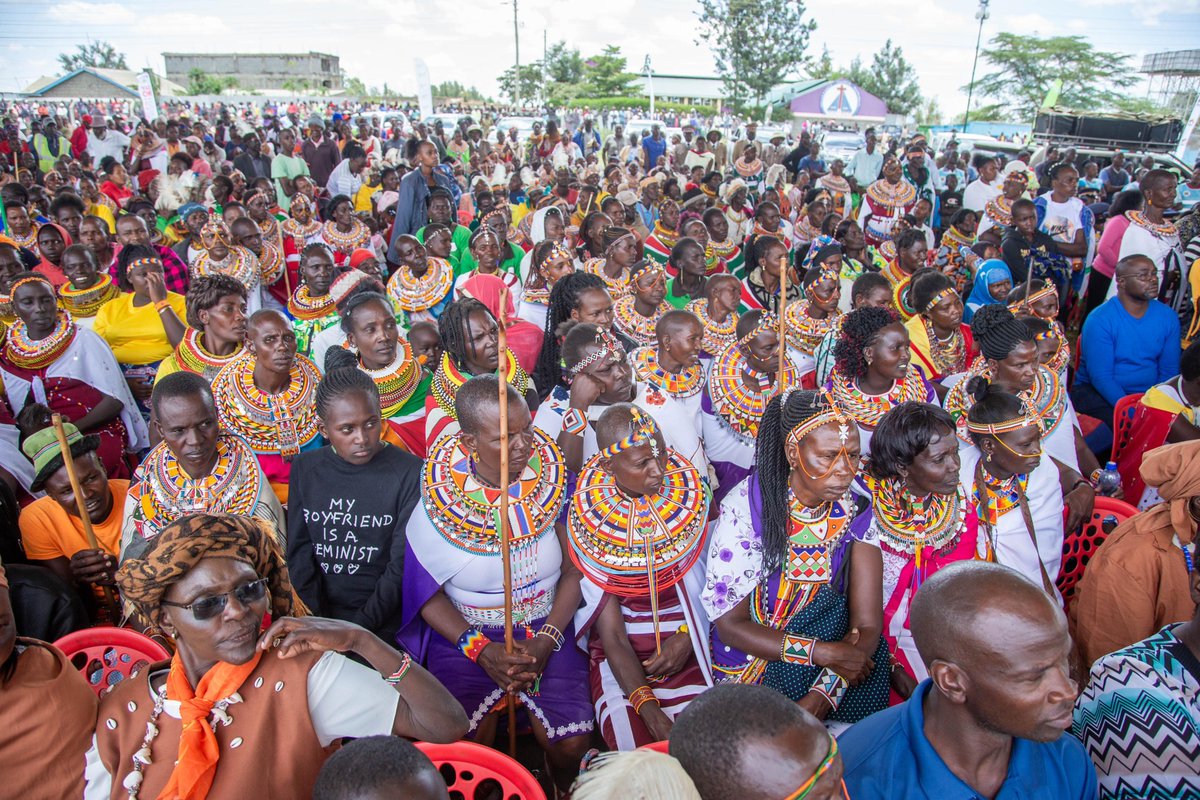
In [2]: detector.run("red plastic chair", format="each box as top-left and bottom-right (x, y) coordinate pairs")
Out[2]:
(54, 627), (171, 698)
(638, 739), (671, 754)
(1056, 496), (1140, 611)
(416, 740), (547, 800)
(1110, 392), (1144, 463)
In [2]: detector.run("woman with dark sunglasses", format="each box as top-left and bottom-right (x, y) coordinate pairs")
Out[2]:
(84, 513), (466, 799)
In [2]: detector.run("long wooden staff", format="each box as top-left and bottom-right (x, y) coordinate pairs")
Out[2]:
(496, 286), (519, 757)
(51, 414), (122, 621)
(777, 253), (789, 393)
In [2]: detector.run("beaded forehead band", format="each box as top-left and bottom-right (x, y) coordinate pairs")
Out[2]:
(471, 228), (501, 249)
(923, 287), (958, 314)
(737, 312), (777, 346)
(600, 406), (661, 459)
(966, 412), (1041, 436)
(1009, 284), (1056, 312)
(127, 257), (162, 272)
(9, 275), (52, 294)
(569, 327), (623, 375)
(786, 393), (853, 449)
(606, 231), (636, 252)
(546, 241), (573, 264)
(631, 260), (665, 282)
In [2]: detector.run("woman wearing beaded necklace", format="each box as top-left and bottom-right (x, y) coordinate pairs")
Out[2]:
(828, 306), (935, 452)
(613, 260), (671, 348)
(644, 198), (681, 266)
(88, 513), (467, 800)
(155, 275), (247, 385)
(703, 390), (890, 724)
(703, 207), (744, 278)
(455, 209), (525, 279)
(665, 237), (709, 310)
(570, 403), (713, 748)
(933, 209), (979, 293)
(1113, 169), (1184, 309)
(858, 155), (917, 248)
(687, 273), (741, 360)
(58, 243), (118, 329)
(905, 269), (974, 385)
(275, 193), (324, 305)
(855, 402), (989, 699)
(402, 377), (592, 792)
(584, 226), (642, 300)
(386, 233), (454, 326)
(532, 272), (615, 401)
(943, 304), (1099, 531)
(786, 254), (843, 367)
(0, 272), (148, 480)
(518, 237), (575, 330)
(322, 194), (371, 264)
(793, 190), (830, 251)
(959, 380), (1066, 597)
(742, 234), (801, 316)
(191, 219), (264, 314)
(288, 244), (340, 360)
(453, 226), (521, 305)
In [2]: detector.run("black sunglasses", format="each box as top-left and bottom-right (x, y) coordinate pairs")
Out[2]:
(160, 578), (268, 621)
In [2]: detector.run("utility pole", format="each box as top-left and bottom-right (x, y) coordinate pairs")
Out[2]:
(962, 0), (990, 132)
(512, 0), (521, 110)
(644, 55), (654, 119)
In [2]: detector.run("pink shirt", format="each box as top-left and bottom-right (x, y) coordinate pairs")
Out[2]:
(1092, 213), (1131, 278)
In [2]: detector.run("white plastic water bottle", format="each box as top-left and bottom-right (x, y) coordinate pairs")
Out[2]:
(1096, 461), (1122, 497)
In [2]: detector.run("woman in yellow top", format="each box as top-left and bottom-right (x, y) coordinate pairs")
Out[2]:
(94, 244), (186, 416)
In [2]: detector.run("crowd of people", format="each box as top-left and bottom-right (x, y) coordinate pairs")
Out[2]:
(1, 100), (1199, 799)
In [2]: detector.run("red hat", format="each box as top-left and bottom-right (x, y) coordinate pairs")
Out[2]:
(348, 248), (376, 269)
(137, 169), (160, 191)
(82, 114), (93, 126)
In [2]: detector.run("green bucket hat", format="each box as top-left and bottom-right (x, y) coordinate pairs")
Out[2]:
(21, 422), (100, 493)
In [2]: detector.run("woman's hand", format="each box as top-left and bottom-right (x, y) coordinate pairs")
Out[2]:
(813, 629), (874, 686)
(144, 270), (168, 304)
(568, 372), (605, 411)
(126, 376), (153, 402)
(476, 642), (538, 693)
(258, 616), (367, 659)
(890, 663), (919, 700)
(70, 549), (117, 586)
(511, 634), (555, 683)
(797, 690), (831, 721)
(1064, 482), (1096, 532)
(640, 630), (693, 679)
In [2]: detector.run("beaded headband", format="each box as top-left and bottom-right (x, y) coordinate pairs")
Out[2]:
(1032, 329), (1057, 342)
(923, 287), (958, 314)
(471, 228), (501, 249)
(9, 275), (52, 295)
(966, 412), (1041, 436)
(569, 327), (623, 375)
(1009, 284), (1056, 311)
(786, 396), (853, 449)
(631, 260), (665, 282)
(481, 208), (507, 226)
(737, 311), (777, 346)
(127, 257), (162, 272)
(600, 406), (661, 459)
(606, 231), (636, 253)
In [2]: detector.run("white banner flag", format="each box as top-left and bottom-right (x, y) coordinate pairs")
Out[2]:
(415, 59), (433, 122)
(136, 72), (158, 122)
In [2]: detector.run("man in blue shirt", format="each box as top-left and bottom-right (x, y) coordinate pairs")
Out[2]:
(642, 124), (667, 170)
(840, 562), (1097, 800)
(796, 142), (827, 181)
(1071, 253), (1180, 430)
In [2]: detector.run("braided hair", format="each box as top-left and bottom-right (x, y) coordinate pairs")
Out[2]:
(833, 306), (900, 381)
(756, 390), (833, 572)
(437, 297), (494, 372)
(970, 303), (1033, 362)
(317, 347), (380, 419)
(745, 231), (789, 275)
(964, 376), (1026, 449)
(533, 272), (608, 399)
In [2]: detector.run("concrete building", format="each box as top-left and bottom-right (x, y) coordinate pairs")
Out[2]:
(22, 68), (185, 98)
(162, 52), (342, 93)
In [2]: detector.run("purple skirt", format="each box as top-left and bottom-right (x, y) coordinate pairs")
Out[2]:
(425, 616), (594, 743)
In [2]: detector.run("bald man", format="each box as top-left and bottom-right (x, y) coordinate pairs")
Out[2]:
(671, 683), (843, 800)
(839, 562), (1097, 799)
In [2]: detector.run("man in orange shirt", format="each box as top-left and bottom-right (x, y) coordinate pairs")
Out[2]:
(18, 421), (125, 610)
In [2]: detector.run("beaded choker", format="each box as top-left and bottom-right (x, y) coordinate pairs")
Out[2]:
(783, 491), (848, 585)
(613, 295), (670, 347)
(686, 298), (738, 355)
(322, 218), (370, 253)
(193, 246), (259, 288)
(785, 300), (840, 355)
(287, 285), (336, 320)
(922, 316), (967, 376)
(9, 225), (38, 249)
(358, 340), (422, 417)
(386, 257), (453, 312)
(829, 367), (929, 431)
(864, 472), (969, 560)
(1127, 210), (1177, 239)
(709, 238), (739, 259)
(58, 274), (119, 318)
(708, 343), (797, 440)
(256, 241), (284, 285)
(211, 352), (320, 458)
(865, 179), (916, 211)
(281, 217), (321, 250)
(176, 328), (243, 382)
(583, 257), (631, 298)
(984, 195), (1014, 227)
(975, 471), (1028, 529)
(431, 350), (529, 420)
(650, 221), (679, 250)
(3, 312), (77, 369)
(139, 432), (263, 530)
(632, 346), (704, 399)
(568, 448), (708, 597)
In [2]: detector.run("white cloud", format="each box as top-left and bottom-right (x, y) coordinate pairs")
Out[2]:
(48, 1), (136, 24)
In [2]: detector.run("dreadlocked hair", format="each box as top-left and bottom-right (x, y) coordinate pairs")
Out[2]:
(437, 297), (493, 372)
(970, 303), (1033, 362)
(317, 347), (380, 419)
(964, 376), (1026, 448)
(534, 272), (608, 399)
(834, 306), (900, 381)
(756, 389), (832, 572)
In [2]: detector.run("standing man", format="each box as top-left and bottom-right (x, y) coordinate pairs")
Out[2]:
(233, 132), (272, 180)
(847, 128), (883, 195)
(574, 118), (602, 161)
(642, 124), (667, 170)
(85, 115), (129, 167)
(271, 126), (310, 213)
(301, 115), (341, 189)
(796, 142), (827, 181)
(731, 121), (758, 164)
(707, 129), (728, 174)
(389, 139), (455, 258)
(602, 123), (625, 164)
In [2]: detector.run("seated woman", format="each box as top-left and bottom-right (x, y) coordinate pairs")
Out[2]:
(0, 563), (99, 798)
(274, 193), (325, 306)
(328, 282), (429, 456)
(644, 198), (681, 266)
(665, 237), (709, 310)
(905, 269), (975, 385)
(459, 272), (543, 375)
(322, 194), (371, 264)
(190, 219), (265, 315)
(569, 404), (712, 749)
(531, 273), (616, 402)
(516, 206), (568, 290)
(932, 208), (979, 293)
(385, 234), (454, 327)
(879, 228), (927, 320)
(288, 363), (424, 644)
(288, 243), (340, 360)
(402, 377), (592, 792)
(34, 221), (71, 287)
(959, 379), (1066, 596)
(784, 249), (843, 368)
(1008, 279), (1069, 384)
(855, 402), (991, 699)
(740, 234), (800, 316)
(584, 226), (641, 300)
(962, 259), (1012, 323)
(613, 260), (672, 348)
(454, 227), (521, 306)
(58, 243), (119, 330)
(1, 273), (148, 479)
(155, 275), (247, 384)
(827, 306), (935, 452)
(87, 513), (468, 798)
(517, 238), (576, 331)
(703, 390), (889, 725)
(93, 245), (187, 417)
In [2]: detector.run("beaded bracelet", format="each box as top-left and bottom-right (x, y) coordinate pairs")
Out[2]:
(628, 685), (658, 714)
(154, 299), (172, 313)
(780, 634), (817, 666)
(457, 628), (491, 663)
(384, 652), (413, 686)
(536, 623), (564, 651)
(562, 407), (588, 436)
(811, 669), (848, 711)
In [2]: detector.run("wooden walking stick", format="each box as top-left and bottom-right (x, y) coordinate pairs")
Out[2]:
(51, 414), (122, 622)
(496, 286), (519, 757)
(777, 253), (789, 393)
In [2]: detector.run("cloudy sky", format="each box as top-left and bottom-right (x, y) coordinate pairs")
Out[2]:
(2, 0), (1198, 117)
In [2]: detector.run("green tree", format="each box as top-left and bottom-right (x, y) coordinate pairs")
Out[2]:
(915, 96), (943, 126)
(697, 0), (816, 107)
(499, 64), (544, 105)
(855, 39), (922, 116)
(345, 76), (368, 96)
(57, 41), (128, 73)
(581, 46), (638, 97)
(281, 78), (311, 94)
(433, 81), (486, 101)
(545, 42), (585, 84)
(807, 45), (836, 80)
(185, 69), (227, 95)
(969, 33), (1138, 121)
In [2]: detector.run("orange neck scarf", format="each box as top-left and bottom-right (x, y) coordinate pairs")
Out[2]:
(158, 650), (264, 800)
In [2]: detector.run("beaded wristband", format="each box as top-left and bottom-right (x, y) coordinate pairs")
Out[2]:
(781, 634), (817, 666)
(536, 623), (564, 651)
(457, 628), (491, 663)
(811, 668), (848, 711)
(384, 652), (412, 686)
(561, 407), (588, 436)
(628, 685), (658, 714)
(154, 299), (172, 312)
